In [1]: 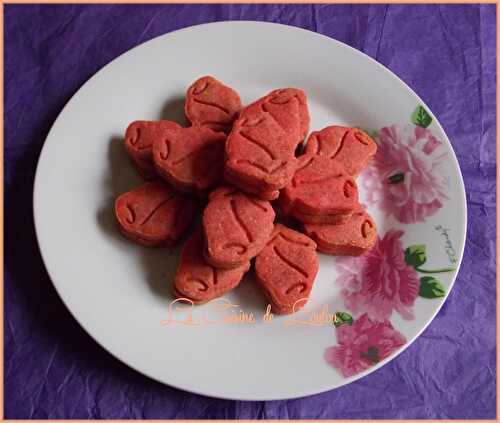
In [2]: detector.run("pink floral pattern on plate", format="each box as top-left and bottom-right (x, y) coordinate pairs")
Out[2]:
(324, 314), (406, 378)
(335, 229), (420, 321)
(324, 106), (457, 378)
(362, 124), (449, 224)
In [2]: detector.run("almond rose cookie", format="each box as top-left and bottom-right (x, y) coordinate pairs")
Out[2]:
(223, 168), (280, 201)
(125, 120), (181, 180)
(224, 88), (309, 199)
(173, 229), (250, 304)
(266, 88), (310, 140)
(203, 186), (275, 269)
(280, 154), (359, 224)
(115, 181), (197, 247)
(255, 224), (319, 314)
(185, 76), (242, 134)
(303, 207), (377, 255)
(304, 126), (377, 177)
(152, 125), (227, 196)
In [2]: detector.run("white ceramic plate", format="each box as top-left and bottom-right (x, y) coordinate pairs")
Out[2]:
(34, 21), (467, 400)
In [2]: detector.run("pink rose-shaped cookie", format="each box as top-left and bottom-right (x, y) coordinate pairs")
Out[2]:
(174, 229), (250, 304)
(225, 88), (309, 199)
(153, 125), (226, 196)
(124, 120), (181, 179)
(304, 206), (377, 255)
(185, 76), (242, 134)
(255, 224), (319, 314)
(115, 181), (197, 247)
(304, 126), (377, 177)
(280, 155), (359, 224)
(203, 186), (275, 269)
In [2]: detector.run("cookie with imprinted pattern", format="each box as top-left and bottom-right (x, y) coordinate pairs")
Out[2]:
(114, 181), (197, 247)
(124, 120), (181, 180)
(303, 206), (377, 255)
(173, 229), (250, 304)
(304, 125), (377, 177)
(224, 88), (309, 198)
(255, 224), (319, 314)
(203, 186), (275, 269)
(185, 76), (242, 134)
(152, 124), (227, 195)
(280, 154), (359, 224)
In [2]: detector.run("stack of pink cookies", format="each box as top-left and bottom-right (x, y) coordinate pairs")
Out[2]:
(115, 76), (378, 314)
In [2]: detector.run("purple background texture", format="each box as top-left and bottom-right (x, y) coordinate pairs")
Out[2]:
(4, 4), (497, 419)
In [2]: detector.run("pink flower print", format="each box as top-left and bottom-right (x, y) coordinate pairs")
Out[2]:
(324, 314), (406, 377)
(335, 230), (420, 321)
(362, 125), (449, 224)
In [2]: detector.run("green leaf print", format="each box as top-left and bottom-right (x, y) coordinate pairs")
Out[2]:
(405, 245), (427, 268)
(419, 276), (446, 298)
(411, 105), (432, 128)
(405, 244), (455, 275)
(334, 312), (354, 328)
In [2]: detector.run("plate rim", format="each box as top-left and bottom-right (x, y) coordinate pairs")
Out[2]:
(32, 20), (468, 401)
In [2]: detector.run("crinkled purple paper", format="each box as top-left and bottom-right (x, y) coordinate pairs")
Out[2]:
(5, 4), (496, 419)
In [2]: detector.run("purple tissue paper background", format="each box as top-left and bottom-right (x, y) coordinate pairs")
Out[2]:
(4, 4), (496, 419)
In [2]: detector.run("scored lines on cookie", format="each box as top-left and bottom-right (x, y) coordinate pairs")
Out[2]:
(230, 198), (253, 243)
(193, 98), (230, 115)
(239, 131), (276, 160)
(139, 196), (175, 226)
(330, 130), (349, 159)
(272, 246), (309, 278)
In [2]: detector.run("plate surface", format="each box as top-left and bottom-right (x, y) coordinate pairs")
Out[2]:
(33, 21), (466, 400)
